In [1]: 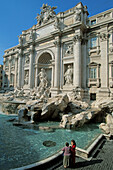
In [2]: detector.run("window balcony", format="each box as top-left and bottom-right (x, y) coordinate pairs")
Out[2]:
(88, 78), (101, 88)
(5, 66), (9, 71)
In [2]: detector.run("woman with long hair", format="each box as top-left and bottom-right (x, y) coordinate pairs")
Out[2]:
(70, 139), (76, 167)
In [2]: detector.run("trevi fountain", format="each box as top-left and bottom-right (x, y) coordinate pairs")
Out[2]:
(1, 2), (113, 170)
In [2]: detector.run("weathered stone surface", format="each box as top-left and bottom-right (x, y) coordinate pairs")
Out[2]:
(41, 102), (56, 120)
(99, 123), (110, 134)
(55, 94), (69, 112)
(99, 114), (113, 135)
(91, 98), (113, 111)
(2, 103), (19, 114)
(60, 107), (109, 129)
(40, 94), (69, 121)
(106, 114), (113, 124)
(60, 113), (72, 128)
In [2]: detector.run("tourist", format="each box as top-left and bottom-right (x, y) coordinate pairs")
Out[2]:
(62, 142), (71, 168)
(70, 139), (76, 167)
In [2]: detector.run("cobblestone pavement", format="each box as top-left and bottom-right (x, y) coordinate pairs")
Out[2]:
(55, 140), (113, 170)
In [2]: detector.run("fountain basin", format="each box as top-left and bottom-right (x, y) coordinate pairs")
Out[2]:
(0, 114), (102, 170)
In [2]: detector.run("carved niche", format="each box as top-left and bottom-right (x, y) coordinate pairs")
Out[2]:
(64, 65), (73, 85)
(25, 55), (30, 65)
(24, 71), (29, 85)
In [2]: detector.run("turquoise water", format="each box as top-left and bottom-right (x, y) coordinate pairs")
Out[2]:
(0, 114), (101, 170)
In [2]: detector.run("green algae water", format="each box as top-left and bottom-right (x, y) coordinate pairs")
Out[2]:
(0, 114), (101, 170)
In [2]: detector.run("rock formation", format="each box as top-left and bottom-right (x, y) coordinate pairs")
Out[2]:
(99, 114), (113, 135)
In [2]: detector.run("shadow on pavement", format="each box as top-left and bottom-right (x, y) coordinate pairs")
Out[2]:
(75, 159), (103, 169)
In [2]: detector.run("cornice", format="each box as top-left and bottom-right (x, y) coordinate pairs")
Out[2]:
(88, 18), (113, 30)
(89, 8), (113, 20)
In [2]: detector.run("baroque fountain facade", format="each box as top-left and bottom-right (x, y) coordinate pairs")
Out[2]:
(2, 2), (113, 100)
(1, 2), (113, 169)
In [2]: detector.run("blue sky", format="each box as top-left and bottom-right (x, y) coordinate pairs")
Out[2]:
(0, 0), (113, 64)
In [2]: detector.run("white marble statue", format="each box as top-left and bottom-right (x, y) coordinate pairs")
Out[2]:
(36, 68), (50, 100)
(64, 65), (73, 85)
(75, 8), (81, 21)
(25, 55), (30, 64)
(36, 4), (57, 25)
(29, 30), (33, 40)
(54, 17), (60, 30)
(39, 76), (48, 89)
(24, 72), (29, 85)
(37, 68), (47, 80)
(18, 35), (22, 45)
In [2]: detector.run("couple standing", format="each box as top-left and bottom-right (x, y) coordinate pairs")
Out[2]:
(62, 140), (76, 168)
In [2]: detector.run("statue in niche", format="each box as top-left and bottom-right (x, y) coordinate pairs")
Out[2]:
(18, 35), (23, 45)
(24, 72), (29, 85)
(75, 8), (81, 21)
(37, 68), (48, 90)
(36, 68), (50, 100)
(65, 44), (73, 55)
(64, 65), (73, 85)
(25, 55), (30, 64)
(37, 68), (47, 80)
(39, 76), (48, 89)
(36, 4), (57, 25)
(29, 30), (33, 40)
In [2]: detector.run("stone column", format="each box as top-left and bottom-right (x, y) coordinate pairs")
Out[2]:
(97, 64), (100, 87)
(54, 37), (60, 89)
(29, 45), (34, 88)
(2, 60), (5, 89)
(100, 33), (109, 88)
(8, 56), (11, 88)
(73, 35), (82, 88)
(109, 63), (113, 88)
(18, 49), (22, 88)
(109, 63), (112, 79)
(82, 38), (87, 88)
(51, 64), (54, 87)
(96, 33), (100, 55)
(35, 65), (38, 88)
(60, 43), (63, 89)
(14, 55), (18, 88)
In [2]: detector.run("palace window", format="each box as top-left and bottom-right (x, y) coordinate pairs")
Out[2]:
(10, 73), (14, 86)
(91, 20), (96, 25)
(112, 66), (113, 77)
(90, 93), (96, 100)
(89, 68), (97, 79)
(91, 37), (97, 48)
(109, 62), (113, 88)
(5, 61), (9, 67)
(11, 58), (15, 66)
(88, 62), (101, 88)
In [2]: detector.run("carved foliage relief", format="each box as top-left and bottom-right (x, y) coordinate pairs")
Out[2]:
(64, 43), (73, 55)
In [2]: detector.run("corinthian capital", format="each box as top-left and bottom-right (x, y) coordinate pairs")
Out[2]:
(73, 35), (82, 44)
(29, 45), (34, 53)
(18, 49), (22, 56)
(53, 40), (60, 47)
(99, 33), (109, 42)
